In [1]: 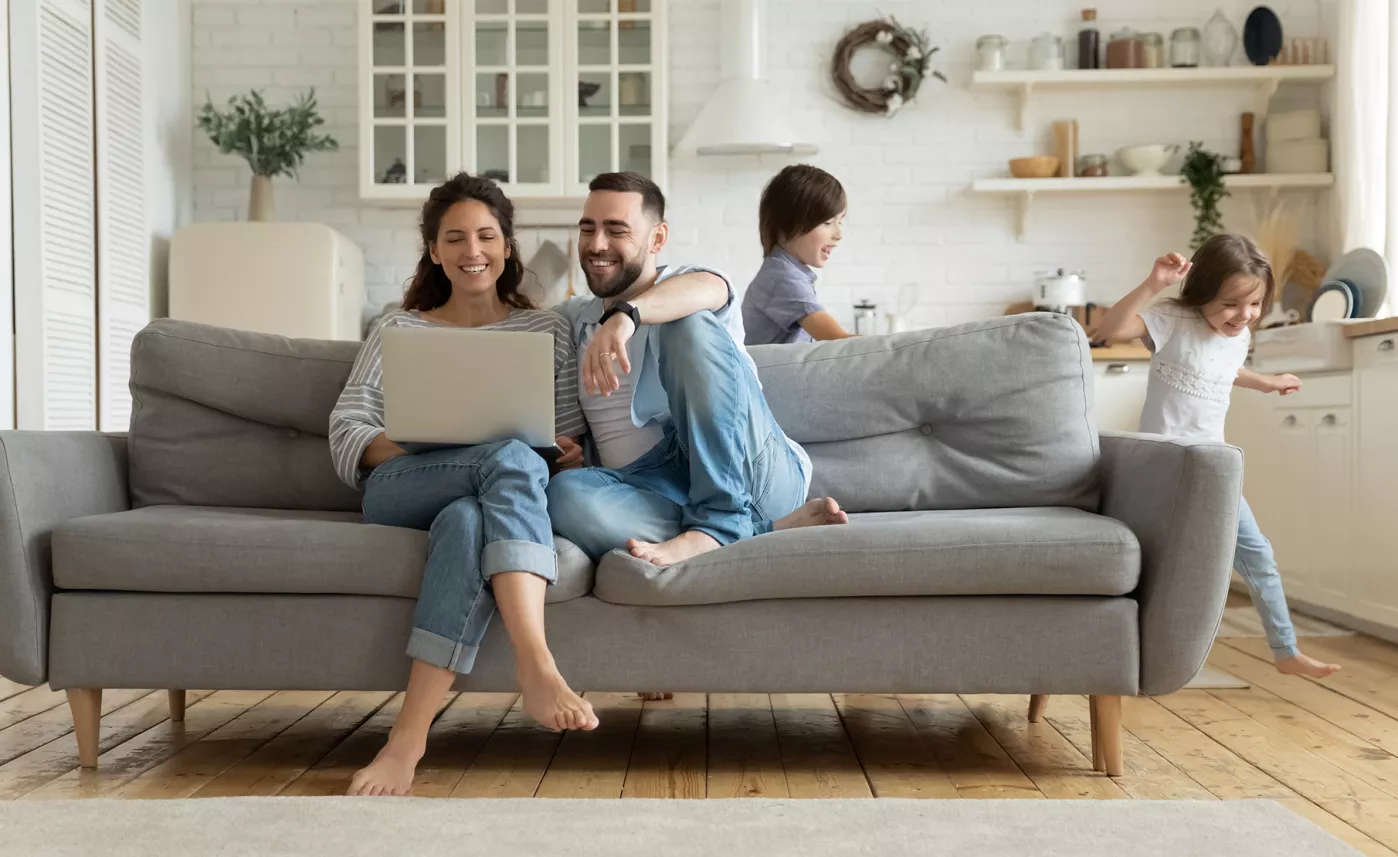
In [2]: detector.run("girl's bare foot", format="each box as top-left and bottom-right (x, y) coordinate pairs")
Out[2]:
(517, 657), (598, 731)
(1276, 652), (1341, 679)
(347, 737), (423, 796)
(627, 530), (720, 567)
(774, 497), (849, 531)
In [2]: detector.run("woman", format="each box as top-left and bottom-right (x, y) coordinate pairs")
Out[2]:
(329, 173), (596, 797)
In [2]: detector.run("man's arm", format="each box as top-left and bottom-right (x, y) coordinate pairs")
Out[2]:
(627, 270), (728, 324)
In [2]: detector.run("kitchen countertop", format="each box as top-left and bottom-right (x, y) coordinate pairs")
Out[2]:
(1090, 343), (1152, 361)
(1344, 316), (1398, 338)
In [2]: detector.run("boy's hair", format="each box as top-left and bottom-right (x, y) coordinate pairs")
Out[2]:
(588, 171), (666, 222)
(1178, 233), (1275, 317)
(758, 165), (847, 256)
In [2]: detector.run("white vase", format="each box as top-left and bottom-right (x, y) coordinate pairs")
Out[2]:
(248, 175), (275, 221)
(1203, 9), (1238, 67)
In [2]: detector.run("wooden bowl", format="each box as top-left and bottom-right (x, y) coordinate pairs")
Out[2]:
(1009, 156), (1059, 179)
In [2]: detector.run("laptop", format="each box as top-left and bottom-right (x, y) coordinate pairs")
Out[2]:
(379, 326), (561, 461)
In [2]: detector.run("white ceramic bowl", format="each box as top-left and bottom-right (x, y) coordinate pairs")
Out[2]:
(1115, 144), (1179, 176)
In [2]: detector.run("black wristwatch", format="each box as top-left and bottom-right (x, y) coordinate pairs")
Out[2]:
(600, 300), (641, 330)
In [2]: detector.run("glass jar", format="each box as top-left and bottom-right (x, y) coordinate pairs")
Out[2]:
(1171, 27), (1201, 67)
(1078, 8), (1100, 70)
(976, 35), (1007, 72)
(1077, 154), (1109, 177)
(1141, 32), (1165, 68)
(1030, 33), (1064, 70)
(1106, 28), (1143, 69)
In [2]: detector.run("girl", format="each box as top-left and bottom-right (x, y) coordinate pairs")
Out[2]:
(1094, 233), (1340, 679)
(329, 173), (596, 797)
(742, 164), (855, 344)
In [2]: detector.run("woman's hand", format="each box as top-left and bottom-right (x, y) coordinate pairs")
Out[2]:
(1146, 252), (1192, 291)
(555, 436), (584, 470)
(583, 314), (635, 396)
(360, 432), (408, 469)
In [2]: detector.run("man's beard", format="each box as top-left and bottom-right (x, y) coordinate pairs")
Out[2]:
(582, 252), (645, 299)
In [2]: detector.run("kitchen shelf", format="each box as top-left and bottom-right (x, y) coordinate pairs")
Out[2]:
(970, 65), (1335, 131)
(971, 172), (1334, 240)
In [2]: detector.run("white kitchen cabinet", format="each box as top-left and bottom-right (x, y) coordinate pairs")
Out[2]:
(358, 0), (667, 203)
(1354, 332), (1398, 627)
(1092, 361), (1147, 432)
(1227, 348), (1398, 636)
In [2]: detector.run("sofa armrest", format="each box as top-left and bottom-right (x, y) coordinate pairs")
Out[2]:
(1098, 431), (1242, 696)
(0, 432), (129, 685)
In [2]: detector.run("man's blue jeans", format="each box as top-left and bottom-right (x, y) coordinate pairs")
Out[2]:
(547, 311), (807, 561)
(361, 441), (556, 673)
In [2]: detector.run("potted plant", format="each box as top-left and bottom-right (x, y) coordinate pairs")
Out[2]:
(197, 89), (338, 221)
(1180, 141), (1229, 250)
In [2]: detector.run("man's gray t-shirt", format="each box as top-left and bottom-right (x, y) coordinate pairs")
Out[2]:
(741, 247), (823, 345)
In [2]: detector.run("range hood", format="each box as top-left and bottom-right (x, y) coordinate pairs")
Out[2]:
(672, 0), (817, 157)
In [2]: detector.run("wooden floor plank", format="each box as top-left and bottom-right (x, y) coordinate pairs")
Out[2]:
(0, 690), (212, 800)
(961, 694), (1127, 800)
(1321, 799), (1398, 853)
(1224, 637), (1398, 723)
(1276, 798), (1398, 857)
(898, 694), (1042, 799)
(706, 693), (788, 799)
(1121, 695), (1297, 799)
(1043, 694), (1215, 801)
(117, 691), (335, 799)
(621, 693), (706, 799)
(449, 696), (562, 798)
(192, 691), (394, 798)
(412, 693), (517, 798)
(1314, 635), (1398, 670)
(769, 693), (871, 799)
(0, 680), (33, 704)
(18, 690), (273, 800)
(833, 694), (958, 799)
(1155, 690), (1388, 804)
(0, 689), (151, 768)
(1210, 644), (1398, 757)
(0, 686), (70, 732)
(535, 692), (644, 799)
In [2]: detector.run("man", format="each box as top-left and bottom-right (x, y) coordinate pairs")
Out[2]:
(547, 172), (847, 568)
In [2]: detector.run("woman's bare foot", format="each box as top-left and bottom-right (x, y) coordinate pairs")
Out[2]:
(347, 736), (423, 796)
(517, 657), (598, 732)
(1276, 652), (1341, 679)
(627, 530), (720, 566)
(774, 497), (849, 531)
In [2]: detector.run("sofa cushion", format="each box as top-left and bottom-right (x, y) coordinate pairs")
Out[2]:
(52, 506), (592, 604)
(593, 507), (1139, 606)
(129, 320), (363, 512)
(750, 313), (1099, 512)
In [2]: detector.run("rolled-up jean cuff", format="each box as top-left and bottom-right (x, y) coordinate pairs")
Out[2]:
(483, 539), (557, 582)
(1271, 642), (1300, 660)
(688, 523), (743, 548)
(407, 627), (481, 674)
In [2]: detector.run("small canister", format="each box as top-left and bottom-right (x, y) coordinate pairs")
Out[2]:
(976, 35), (1008, 72)
(1171, 27), (1201, 67)
(853, 300), (880, 335)
(1077, 153), (1109, 177)
(1141, 32), (1165, 68)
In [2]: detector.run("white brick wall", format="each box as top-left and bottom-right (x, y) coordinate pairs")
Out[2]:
(192, 0), (1333, 327)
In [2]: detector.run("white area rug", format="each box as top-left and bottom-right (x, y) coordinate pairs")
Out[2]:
(0, 798), (1361, 856)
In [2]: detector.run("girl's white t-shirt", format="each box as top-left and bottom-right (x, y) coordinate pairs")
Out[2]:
(1138, 303), (1249, 442)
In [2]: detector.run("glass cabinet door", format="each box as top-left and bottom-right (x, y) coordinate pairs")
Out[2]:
(466, 0), (564, 195)
(568, 0), (664, 192)
(363, 1), (461, 198)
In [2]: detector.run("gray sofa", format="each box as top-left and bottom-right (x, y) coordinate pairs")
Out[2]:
(0, 313), (1243, 778)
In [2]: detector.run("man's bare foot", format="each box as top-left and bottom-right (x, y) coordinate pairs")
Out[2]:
(639, 692), (673, 701)
(517, 657), (598, 732)
(1276, 652), (1341, 679)
(627, 530), (720, 567)
(774, 497), (849, 531)
(347, 737), (423, 796)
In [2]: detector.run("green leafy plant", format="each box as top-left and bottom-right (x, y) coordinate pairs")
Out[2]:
(1180, 141), (1229, 250)
(197, 89), (338, 179)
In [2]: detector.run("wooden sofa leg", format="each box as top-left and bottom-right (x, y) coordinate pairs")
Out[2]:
(1028, 694), (1048, 723)
(1089, 696), (1103, 771)
(66, 689), (102, 769)
(168, 690), (187, 722)
(1090, 695), (1123, 777)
